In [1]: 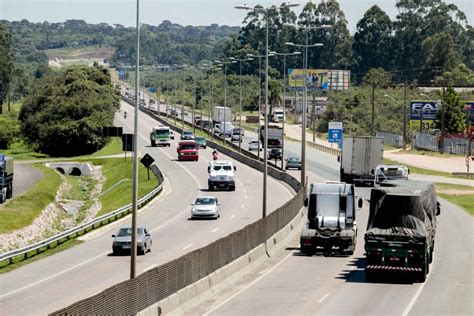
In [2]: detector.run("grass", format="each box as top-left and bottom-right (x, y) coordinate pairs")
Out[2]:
(0, 164), (61, 234)
(394, 147), (465, 158)
(383, 157), (465, 179)
(95, 158), (159, 216)
(434, 182), (474, 216)
(1, 141), (50, 160)
(84, 138), (123, 158)
(0, 239), (83, 273)
(61, 176), (95, 201)
(44, 46), (114, 59)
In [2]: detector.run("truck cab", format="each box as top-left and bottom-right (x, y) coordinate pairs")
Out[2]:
(150, 126), (173, 147)
(207, 160), (236, 191)
(300, 182), (363, 256)
(177, 141), (199, 161)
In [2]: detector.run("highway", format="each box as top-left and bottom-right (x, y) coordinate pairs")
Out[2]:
(0, 100), (294, 315)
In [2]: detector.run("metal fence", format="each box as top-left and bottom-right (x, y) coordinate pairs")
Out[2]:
(0, 165), (164, 268)
(413, 132), (473, 155)
(50, 99), (304, 315)
(376, 131), (403, 148)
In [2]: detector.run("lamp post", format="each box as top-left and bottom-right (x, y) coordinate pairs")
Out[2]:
(214, 60), (237, 145)
(230, 56), (254, 153)
(130, 0), (141, 280)
(236, 2), (299, 219)
(284, 23), (330, 187)
(269, 50), (301, 170)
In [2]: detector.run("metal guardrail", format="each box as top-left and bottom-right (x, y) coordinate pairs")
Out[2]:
(0, 165), (164, 267)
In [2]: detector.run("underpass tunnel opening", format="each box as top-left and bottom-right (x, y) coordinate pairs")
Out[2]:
(70, 167), (82, 176)
(56, 167), (65, 175)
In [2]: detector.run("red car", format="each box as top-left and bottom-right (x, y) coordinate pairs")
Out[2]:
(177, 140), (199, 161)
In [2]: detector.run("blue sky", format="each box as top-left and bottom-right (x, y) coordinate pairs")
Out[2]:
(1, 0), (472, 33)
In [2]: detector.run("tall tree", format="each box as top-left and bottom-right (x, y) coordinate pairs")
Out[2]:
(421, 32), (461, 80)
(352, 5), (394, 78)
(441, 86), (466, 134)
(0, 22), (13, 115)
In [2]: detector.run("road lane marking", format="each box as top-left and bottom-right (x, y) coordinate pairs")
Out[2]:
(183, 243), (194, 250)
(318, 293), (330, 303)
(241, 204), (245, 208)
(144, 264), (157, 272)
(230, 215), (235, 219)
(244, 196), (248, 200)
(401, 270), (432, 316)
(0, 251), (108, 299)
(211, 227), (220, 233)
(203, 250), (295, 316)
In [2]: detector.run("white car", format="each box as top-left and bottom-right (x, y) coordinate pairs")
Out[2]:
(191, 196), (220, 219)
(248, 140), (262, 151)
(231, 132), (241, 142)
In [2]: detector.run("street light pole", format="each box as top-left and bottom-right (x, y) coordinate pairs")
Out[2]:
(237, 2), (299, 219)
(130, 0), (140, 280)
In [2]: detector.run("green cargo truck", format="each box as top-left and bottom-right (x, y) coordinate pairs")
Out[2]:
(365, 180), (440, 282)
(150, 126), (174, 147)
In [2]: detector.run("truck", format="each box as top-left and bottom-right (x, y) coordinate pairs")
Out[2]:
(259, 124), (283, 148)
(364, 180), (440, 282)
(207, 160), (236, 191)
(177, 140), (199, 161)
(271, 107), (284, 122)
(150, 126), (174, 147)
(213, 106), (232, 123)
(0, 154), (13, 204)
(339, 136), (384, 185)
(219, 122), (234, 137)
(374, 164), (409, 186)
(300, 182), (363, 256)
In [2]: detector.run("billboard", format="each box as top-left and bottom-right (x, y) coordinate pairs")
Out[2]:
(409, 120), (437, 133)
(288, 69), (329, 90)
(464, 101), (474, 124)
(410, 100), (439, 120)
(328, 70), (351, 91)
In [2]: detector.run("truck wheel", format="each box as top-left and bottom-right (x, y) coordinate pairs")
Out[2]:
(366, 269), (377, 282)
(300, 246), (314, 256)
(208, 186), (213, 191)
(230, 185), (235, 191)
(417, 256), (428, 282)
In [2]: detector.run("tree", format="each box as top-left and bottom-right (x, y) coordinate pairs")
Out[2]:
(19, 65), (120, 156)
(362, 68), (392, 87)
(421, 32), (461, 80)
(0, 22), (13, 115)
(0, 115), (18, 149)
(441, 86), (466, 134)
(352, 5), (394, 77)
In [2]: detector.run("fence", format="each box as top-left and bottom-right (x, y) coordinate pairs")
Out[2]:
(0, 164), (164, 268)
(376, 131), (404, 148)
(50, 99), (304, 315)
(413, 132), (473, 155)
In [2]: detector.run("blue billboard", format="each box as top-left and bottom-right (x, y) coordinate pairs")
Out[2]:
(410, 101), (439, 120)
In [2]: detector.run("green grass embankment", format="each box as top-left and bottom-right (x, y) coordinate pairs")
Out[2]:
(435, 182), (474, 216)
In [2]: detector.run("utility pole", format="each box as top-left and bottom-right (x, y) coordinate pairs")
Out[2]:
(403, 82), (407, 150)
(440, 81), (446, 154)
(371, 80), (375, 136)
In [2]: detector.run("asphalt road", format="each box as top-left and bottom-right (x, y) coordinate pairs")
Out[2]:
(0, 100), (295, 315)
(0, 162), (43, 209)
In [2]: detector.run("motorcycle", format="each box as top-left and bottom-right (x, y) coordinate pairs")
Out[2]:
(212, 151), (219, 161)
(124, 111), (127, 119)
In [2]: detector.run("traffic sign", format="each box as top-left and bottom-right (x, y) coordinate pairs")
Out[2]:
(328, 121), (343, 143)
(140, 153), (155, 168)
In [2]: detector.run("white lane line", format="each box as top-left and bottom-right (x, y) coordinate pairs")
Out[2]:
(230, 214), (235, 219)
(244, 196), (248, 200)
(211, 227), (220, 233)
(203, 250), (295, 316)
(241, 204), (245, 208)
(318, 293), (330, 303)
(401, 273), (431, 316)
(0, 251), (108, 299)
(144, 264), (157, 272)
(183, 243), (194, 250)
(240, 183), (244, 187)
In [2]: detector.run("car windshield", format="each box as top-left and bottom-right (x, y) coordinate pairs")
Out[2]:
(289, 157), (299, 161)
(195, 198), (216, 205)
(183, 131), (193, 136)
(180, 144), (197, 150)
(155, 129), (169, 136)
(117, 228), (144, 237)
(195, 137), (204, 142)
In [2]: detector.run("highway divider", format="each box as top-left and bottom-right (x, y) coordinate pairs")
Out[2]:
(49, 99), (305, 315)
(0, 165), (164, 268)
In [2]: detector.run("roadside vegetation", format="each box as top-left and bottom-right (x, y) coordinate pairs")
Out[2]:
(435, 182), (474, 216)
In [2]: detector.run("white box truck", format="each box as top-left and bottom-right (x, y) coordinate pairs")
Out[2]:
(213, 106), (232, 123)
(339, 136), (384, 185)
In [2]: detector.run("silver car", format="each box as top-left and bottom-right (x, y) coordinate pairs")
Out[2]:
(191, 196), (220, 219)
(248, 140), (262, 151)
(112, 226), (152, 255)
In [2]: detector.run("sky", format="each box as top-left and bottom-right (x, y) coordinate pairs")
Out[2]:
(1, 0), (472, 33)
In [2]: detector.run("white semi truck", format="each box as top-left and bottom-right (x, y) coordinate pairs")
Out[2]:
(300, 182), (363, 256)
(339, 136), (384, 185)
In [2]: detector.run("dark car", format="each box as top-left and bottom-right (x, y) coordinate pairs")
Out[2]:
(112, 226), (152, 255)
(181, 130), (195, 140)
(268, 148), (282, 160)
(195, 136), (207, 149)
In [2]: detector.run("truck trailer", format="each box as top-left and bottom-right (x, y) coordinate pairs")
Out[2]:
(340, 136), (384, 185)
(365, 180), (440, 282)
(0, 154), (13, 204)
(259, 124), (283, 148)
(300, 182), (363, 256)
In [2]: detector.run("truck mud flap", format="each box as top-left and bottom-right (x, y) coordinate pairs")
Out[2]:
(366, 265), (422, 272)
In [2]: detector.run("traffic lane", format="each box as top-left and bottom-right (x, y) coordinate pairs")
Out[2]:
(205, 186), (372, 316)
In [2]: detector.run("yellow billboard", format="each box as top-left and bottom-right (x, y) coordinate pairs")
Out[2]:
(409, 120), (437, 132)
(288, 69), (329, 90)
